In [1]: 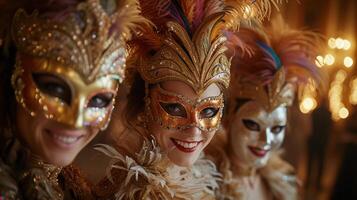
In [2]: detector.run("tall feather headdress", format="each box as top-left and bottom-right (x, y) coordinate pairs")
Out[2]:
(126, 0), (284, 94)
(226, 16), (324, 113)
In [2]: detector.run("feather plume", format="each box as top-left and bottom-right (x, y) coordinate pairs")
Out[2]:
(223, 0), (285, 32)
(110, 0), (151, 41)
(228, 15), (324, 89)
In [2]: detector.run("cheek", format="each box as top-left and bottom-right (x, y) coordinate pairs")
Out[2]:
(16, 105), (47, 147)
(202, 131), (216, 147)
(150, 123), (174, 150)
(84, 127), (100, 144)
(271, 131), (285, 149)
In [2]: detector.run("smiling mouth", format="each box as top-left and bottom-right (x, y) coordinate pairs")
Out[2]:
(171, 138), (202, 153)
(248, 146), (270, 157)
(45, 129), (84, 148)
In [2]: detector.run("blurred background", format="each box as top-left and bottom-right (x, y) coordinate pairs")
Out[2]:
(73, 0), (356, 199)
(276, 0), (357, 199)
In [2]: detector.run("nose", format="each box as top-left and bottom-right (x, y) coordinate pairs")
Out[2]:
(185, 126), (202, 135)
(259, 128), (273, 145)
(72, 96), (86, 129)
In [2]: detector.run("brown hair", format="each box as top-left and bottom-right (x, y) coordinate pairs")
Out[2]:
(122, 70), (146, 129)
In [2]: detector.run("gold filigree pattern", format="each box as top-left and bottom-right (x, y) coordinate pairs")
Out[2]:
(12, 0), (128, 83)
(139, 13), (230, 94)
(233, 68), (295, 112)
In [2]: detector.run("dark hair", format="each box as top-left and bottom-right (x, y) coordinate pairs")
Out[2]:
(122, 71), (146, 129)
(0, 43), (17, 135)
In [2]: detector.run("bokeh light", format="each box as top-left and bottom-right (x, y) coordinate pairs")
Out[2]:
(343, 57), (353, 68)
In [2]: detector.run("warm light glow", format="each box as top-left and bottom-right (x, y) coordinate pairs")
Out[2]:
(350, 79), (357, 105)
(324, 54), (335, 65)
(344, 57), (353, 68)
(336, 70), (347, 82)
(329, 70), (349, 121)
(335, 38), (344, 49)
(343, 40), (351, 50)
(339, 107), (349, 119)
(328, 38), (336, 49)
(300, 97), (317, 114)
(315, 55), (324, 67)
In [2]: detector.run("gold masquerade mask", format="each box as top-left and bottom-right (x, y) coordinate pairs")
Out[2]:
(12, 54), (118, 129)
(138, 14), (230, 132)
(148, 85), (224, 132)
(230, 68), (295, 114)
(11, 0), (143, 130)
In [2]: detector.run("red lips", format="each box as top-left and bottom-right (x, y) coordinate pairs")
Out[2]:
(171, 138), (201, 153)
(248, 146), (269, 157)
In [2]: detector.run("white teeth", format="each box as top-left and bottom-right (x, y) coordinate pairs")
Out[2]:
(175, 140), (199, 149)
(52, 134), (80, 144)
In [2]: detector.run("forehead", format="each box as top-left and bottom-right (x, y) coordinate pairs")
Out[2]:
(160, 80), (221, 99)
(236, 100), (287, 123)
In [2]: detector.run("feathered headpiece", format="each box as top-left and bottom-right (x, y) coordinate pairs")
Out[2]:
(126, 0), (284, 94)
(227, 16), (323, 112)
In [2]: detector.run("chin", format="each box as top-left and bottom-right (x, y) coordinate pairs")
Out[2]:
(168, 151), (199, 167)
(43, 151), (77, 167)
(252, 157), (270, 169)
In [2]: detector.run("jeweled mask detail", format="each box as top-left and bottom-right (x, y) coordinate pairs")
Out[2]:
(10, 0), (130, 130)
(12, 0), (127, 83)
(148, 85), (224, 132)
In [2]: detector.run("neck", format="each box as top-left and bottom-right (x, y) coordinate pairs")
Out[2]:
(228, 150), (257, 177)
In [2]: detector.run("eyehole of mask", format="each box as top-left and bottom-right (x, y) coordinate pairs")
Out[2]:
(200, 107), (219, 119)
(159, 102), (187, 118)
(242, 119), (260, 131)
(32, 73), (72, 105)
(270, 125), (286, 134)
(88, 93), (114, 108)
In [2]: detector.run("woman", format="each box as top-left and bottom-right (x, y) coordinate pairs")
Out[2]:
(0, 0), (146, 199)
(206, 18), (323, 200)
(93, 0), (282, 199)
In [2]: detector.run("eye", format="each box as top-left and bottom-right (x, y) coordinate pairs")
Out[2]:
(200, 107), (219, 119)
(88, 93), (114, 108)
(271, 125), (285, 134)
(159, 102), (187, 118)
(32, 73), (71, 105)
(242, 119), (260, 131)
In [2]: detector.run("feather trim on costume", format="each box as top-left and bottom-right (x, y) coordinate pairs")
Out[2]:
(95, 136), (220, 200)
(260, 151), (300, 200)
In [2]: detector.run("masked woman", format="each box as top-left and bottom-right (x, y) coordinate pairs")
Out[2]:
(0, 0), (146, 199)
(93, 0), (284, 199)
(206, 18), (324, 200)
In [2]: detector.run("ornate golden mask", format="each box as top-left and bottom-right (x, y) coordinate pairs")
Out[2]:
(11, 0), (146, 130)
